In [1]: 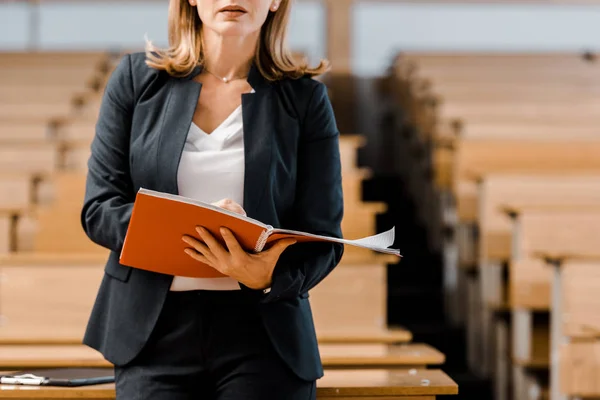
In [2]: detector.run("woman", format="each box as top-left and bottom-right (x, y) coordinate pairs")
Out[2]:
(81, 0), (344, 398)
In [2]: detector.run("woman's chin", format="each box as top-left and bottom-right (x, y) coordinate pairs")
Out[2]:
(211, 24), (257, 38)
(205, 18), (260, 36)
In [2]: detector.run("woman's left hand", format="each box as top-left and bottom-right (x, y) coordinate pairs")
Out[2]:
(182, 226), (296, 290)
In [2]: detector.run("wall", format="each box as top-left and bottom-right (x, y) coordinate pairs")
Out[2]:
(353, 2), (600, 75)
(2, 1), (600, 76)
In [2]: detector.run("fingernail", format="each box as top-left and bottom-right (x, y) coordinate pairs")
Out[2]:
(196, 227), (203, 233)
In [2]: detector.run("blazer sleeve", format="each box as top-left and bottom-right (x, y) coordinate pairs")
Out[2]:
(261, 81), (345, 303)
(81, 54), (136, 253)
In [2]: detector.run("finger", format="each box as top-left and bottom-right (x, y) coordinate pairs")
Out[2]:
(182, 235), (217, 264)
(223, 202), (246, 216)
(217, 199), (246, 216)
(232, 204), (247, 216)
(196, 227), (228, 259)
(220, 227), (245, 256)
(182, 235), (210, 253)
(184, 248), (213, 266)
(213, 199), (228, 208)
(231, 202), (247, 216)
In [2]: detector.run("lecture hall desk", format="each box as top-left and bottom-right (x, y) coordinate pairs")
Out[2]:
(0, 369), (458, 399)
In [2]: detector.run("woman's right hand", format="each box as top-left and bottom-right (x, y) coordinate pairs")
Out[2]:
(212, 198), (246, 216)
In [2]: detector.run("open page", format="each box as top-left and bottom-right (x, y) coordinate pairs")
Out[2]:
(267, 227), (401, 256)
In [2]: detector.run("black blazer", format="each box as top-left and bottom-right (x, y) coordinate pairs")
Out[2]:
(81, 52), (344, 381)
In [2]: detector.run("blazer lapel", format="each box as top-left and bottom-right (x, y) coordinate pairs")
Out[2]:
(242, 65), (273, 219)
(155, 63), (273, 219)
(156, 76), (202, 195)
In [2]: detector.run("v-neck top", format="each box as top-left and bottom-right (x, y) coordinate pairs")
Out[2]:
(171, 104), (245, 291)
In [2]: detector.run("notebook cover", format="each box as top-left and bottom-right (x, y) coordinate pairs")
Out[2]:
(119, 190), (267, 278)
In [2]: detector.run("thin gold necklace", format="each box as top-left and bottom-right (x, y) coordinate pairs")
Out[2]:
(203, 68), (247, 83)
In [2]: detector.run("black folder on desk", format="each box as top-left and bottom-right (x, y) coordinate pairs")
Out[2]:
(0, 368), (114, 387)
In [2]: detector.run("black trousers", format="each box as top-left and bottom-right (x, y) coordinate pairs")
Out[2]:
(114, 290), (316, 400)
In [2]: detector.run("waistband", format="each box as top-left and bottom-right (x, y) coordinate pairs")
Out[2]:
(165, 288), (262, 306)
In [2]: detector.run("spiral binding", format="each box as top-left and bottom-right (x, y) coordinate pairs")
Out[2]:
(254, 229), (271, 252)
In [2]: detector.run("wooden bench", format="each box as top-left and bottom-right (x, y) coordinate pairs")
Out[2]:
(0, 255), (106, 343)
(0, 123), (50, 142)
(391, 54), (600, 399)
(446, 139), (600, 243)
(55, 120), (96, 142)
(317, 135), (396, 333)
(466, 175), (600, 397)
(0, 172), (103, 254)
(424, 82), (600, 103)
(454, 165), (600, 379)
(0, 143), (59, 175)
(538, 256), (600, 400)
(0, 369), (458, 399)
(453, 141), (600, 220)
(0, 211), (14, 254)
(547, 258), (600, 400)
(396, 55), (600, 92)
(0, 209), (37, 255)
(0, 86), (92, 105)
(319, 343), (445, 369)
(311, 251), (397, 332)
(477, 175), (600, 367)
(0, 68), (102, 90)
(341, 168), (371, 205)
(392, 53), (600, 125)
(339, 134), (366, 174)
(438, 101), (600, 124)
(0, 173), (48, 210)
(448, 141), (600, 368)
(0, 140), (91, 173)
(452, 121), (600, 141)
(391, 53), (600, 136)
(317, 328), (412, 345)
(446, 138), (600, 369)
(507, 209), (600, 400)
(0, 103), (77, 122)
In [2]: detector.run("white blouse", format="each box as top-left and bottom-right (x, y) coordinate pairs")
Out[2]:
(170, 105), (245, 291)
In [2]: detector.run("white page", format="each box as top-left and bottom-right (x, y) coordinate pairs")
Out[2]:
(271, 226), (401, 256)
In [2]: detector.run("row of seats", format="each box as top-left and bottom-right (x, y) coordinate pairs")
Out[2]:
(389, 52), (600, 400)
(0, 51), (458, 399)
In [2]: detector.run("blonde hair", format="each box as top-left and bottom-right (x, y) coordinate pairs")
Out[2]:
(146, 0), (329, 80)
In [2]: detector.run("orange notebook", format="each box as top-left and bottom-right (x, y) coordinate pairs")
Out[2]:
(119, 188), (401, 278)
